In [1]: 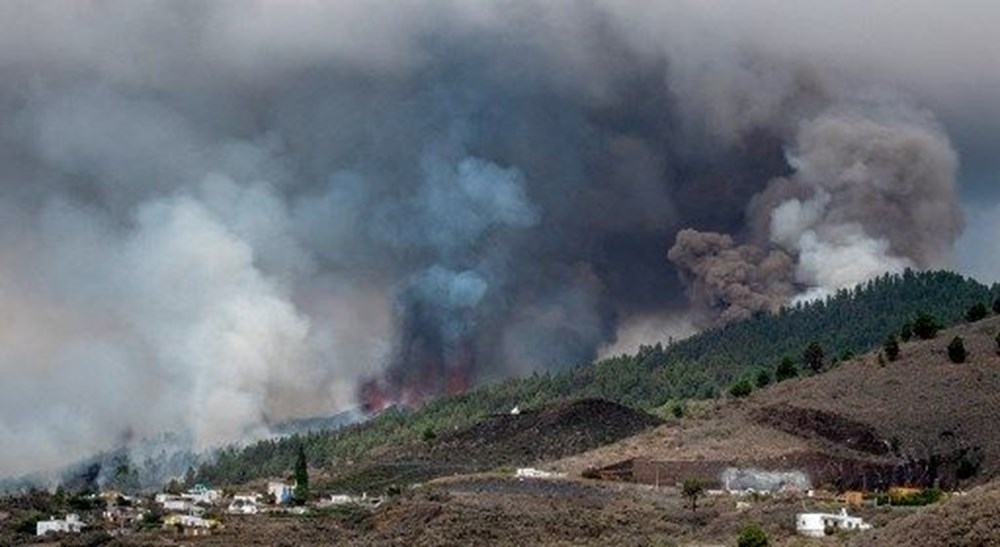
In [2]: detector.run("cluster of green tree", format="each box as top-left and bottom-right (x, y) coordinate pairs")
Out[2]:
(880, 310), (946, 365)
(880, 296), (1000, 366)
(192, 270), (999, 489)
(875, 488), (944, 506)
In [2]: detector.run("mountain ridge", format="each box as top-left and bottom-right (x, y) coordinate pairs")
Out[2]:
(193, 269), (999, 489)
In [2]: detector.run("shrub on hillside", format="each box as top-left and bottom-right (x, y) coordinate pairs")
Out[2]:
(965, 303), (989, 322)
(729, 380), (752, 399)
(755, 369), (771, 389)
(422, 426), (437, 442)
(884, 334), (900, 362)
(682, 478), (705, 512)
(900, 321), (914, 342)
(670, 401), (686, 419)
(14, 512), (42, 535)
(737, 523), (769, 547)
(775, 356), (798, 382)
(914, 311), (943, 339)
(948, 336), (967, 364)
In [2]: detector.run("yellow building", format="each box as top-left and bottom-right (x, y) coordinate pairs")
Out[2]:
(841, 491), (864, 506)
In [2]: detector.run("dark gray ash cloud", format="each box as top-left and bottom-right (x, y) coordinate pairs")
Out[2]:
(0, 0), (996, 478)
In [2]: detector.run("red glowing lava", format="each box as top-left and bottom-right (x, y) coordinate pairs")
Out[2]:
(358, 342), (475, 414)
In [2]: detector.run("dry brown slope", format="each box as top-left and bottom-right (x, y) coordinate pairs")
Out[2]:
(549, 404), (813, 476)
(552, 316), (1000, 489)
(750, 315), (1000, 481)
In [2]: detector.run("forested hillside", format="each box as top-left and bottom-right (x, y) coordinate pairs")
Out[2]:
(195, 270), (1000, 486)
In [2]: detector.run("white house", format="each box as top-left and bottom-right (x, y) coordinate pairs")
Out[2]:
(325, 492), (384, 508)
(36, 514), (83, 536)
(162, 499), (204, 515)
(182, 484), (222, 505)
(154, 493), (175, 504)
(796, 508), (872, 537)
(227, 495), (260, 515)
(268, 481), (295, 504)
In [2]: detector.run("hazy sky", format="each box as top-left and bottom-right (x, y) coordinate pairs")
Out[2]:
(0, 0), (997, 479)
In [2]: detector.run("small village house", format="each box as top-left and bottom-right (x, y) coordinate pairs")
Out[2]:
(181, 484), (222, 505)
(163, 514), (220, 537)
(36, 514), (84, 536)
(227, 494), (261, 515)
(325, 492), (384, 508)
(161, 498), (203, 515)
(268, 481), (295, 504)
(796, 508), (872, 537)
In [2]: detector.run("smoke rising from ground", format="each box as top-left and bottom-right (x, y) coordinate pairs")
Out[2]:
(671, 102), (963, 318)
(0, 1), (995, 478)
(668, 230), (797, 323)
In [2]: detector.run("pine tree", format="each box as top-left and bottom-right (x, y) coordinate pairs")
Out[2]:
(682, 478), (704, 512)
(775, 356), (798, 382)
(755, 369), (771, 389)
(884, 334), (900, 362)
(293, 443), (309, 505)
(914, 311), (942, 340)
(947, 336), (967, 364)
(729, 380), (753, 398)
(965, 303), (988, 322)
(900, 321), (914, 342)
(803, 341), (825, 373)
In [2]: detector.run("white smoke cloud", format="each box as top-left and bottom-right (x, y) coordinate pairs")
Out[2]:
(792, 227), (912, 303)
(117, 196), (313, 447)
(0, 188), (323, 476)
(766, 109), (961, 299)
(598, 313), (698, 359)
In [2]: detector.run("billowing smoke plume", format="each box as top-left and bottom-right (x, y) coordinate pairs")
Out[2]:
(668, 230), (796, 323)
(671, 102), (963, 319)
(0, 0), (995, 478)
